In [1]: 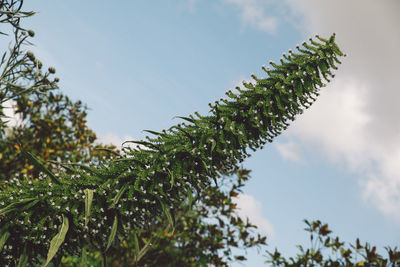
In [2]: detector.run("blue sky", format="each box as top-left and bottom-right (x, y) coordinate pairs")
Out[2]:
(17, 1), (400, 266)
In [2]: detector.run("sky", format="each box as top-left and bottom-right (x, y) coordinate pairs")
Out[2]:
(6, 1), (400, 266)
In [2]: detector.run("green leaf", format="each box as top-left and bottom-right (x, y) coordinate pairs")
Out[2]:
(173, 116), (195, 123)
(274, 95), (285, 111)
(168, 170), (175, 188)
(318, 61), (328, 73)
(0, 198), (38, 216)
(0, 229), (10, 252)
(17, 245), (28, 267)
(22, 151), (62, 185)
(79, 247), (87, 267)
(106, 215), (118, 252)
(294, 80), (303, 98)
(110, 184), (127, 209)
(202, 160), (209, 174)
(132, 230), (140, 259)
(143, 129), (163, 136)
(211, 139), (216, 152)
(122, 140), (159, 151)
(160, 200), (174, 227)
(44, 214), (69, 267)
(84, 189), (94, 228)
(187, 188), (194, 208)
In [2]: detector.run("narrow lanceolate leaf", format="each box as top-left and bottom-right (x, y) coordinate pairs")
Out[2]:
(0, 198), (38, 216)
(187, 188), (194, 208)
(79, 247), (87, 267)
(132, 230), (140, 259)
(84, 189), (94, 228)
(168, 170), (175, 188)
(17, 245), (28, 267)
(160, 200), (174, 227)
(0, 230), (10, 252)
(22, 151), (62, 185)
(105, 215), (118, 252)
(110, 185), (127, 209)
(44, 215), (69, 267)
(211, 139), (216, 152)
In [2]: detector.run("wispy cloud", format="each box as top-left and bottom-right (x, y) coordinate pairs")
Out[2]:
(188, 0), (197, 13)
(233, 193), (274, 237)
(222, 0), (278, 33)
(275, 140), (303, 163)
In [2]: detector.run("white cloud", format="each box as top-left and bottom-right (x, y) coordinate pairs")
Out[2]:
(200, 0), (400, 221)
(288, 78), (371, 171)
(1, 100), (23, 129)
(275, 140), (303, 163)
(275, 0), (400, 220)
(233, 193), (274, 237)
(223, 0), (278, 33)
(96, 133), (136, 150)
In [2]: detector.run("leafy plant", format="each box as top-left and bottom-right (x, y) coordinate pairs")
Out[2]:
(0, 32), (345, 265)
(0, 0), (58, 130)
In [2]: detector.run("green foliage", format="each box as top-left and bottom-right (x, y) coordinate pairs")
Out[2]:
(107, 169), (268, 266)
(266, 220), (400, 266)
(0, 32), (345, 265)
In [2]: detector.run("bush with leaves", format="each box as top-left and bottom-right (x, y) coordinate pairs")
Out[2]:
(0, 90), (118, 181)
(266, 220), (400, 266)
(0, 32), (345, 266)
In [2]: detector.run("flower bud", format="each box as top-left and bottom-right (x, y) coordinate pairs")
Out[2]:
(35, 59), (43, 69)
(48, 67), (56, 74)
(28, 30), (35, 37)
(26, 51), (35, 61)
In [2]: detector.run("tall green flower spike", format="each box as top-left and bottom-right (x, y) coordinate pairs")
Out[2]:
(0, 34), (344, 265)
